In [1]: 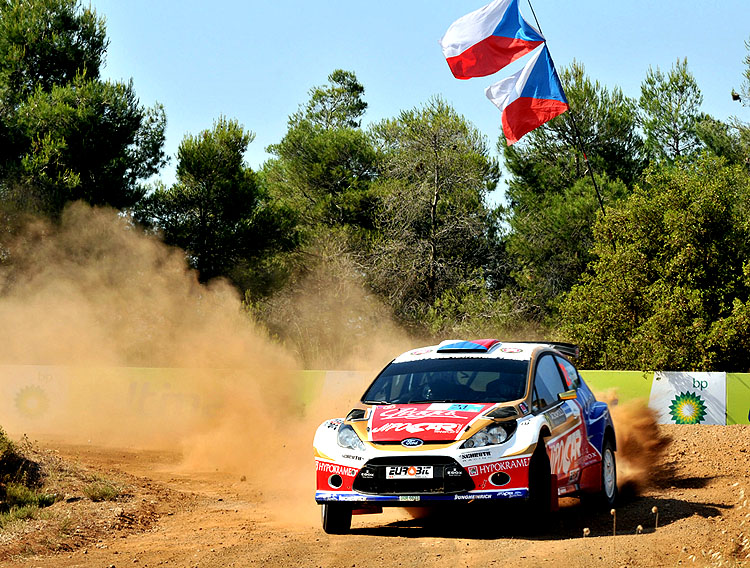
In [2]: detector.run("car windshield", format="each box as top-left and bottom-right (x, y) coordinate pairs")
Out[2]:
(361, 358), (529, 405)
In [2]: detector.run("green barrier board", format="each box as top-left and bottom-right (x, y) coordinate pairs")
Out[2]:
(580, 370), (653, 403)
(727, 373), (750, 425)
(298, 370), (327, 405)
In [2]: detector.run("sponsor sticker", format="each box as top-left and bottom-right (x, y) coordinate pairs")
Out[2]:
(545, 406), (567, 429)
(372, 422), (463, 434)
(325, 418), (344, 429)
(548, 428), (583, 476)
(341, 454), (364, 461)
(460, 450), (492, 462)
(386, 465), (433, 479)
(409, 348), (434, 356)
(454, 494), (493, 500)
(399, 495), (421, 501)
(470, 458), (530, 476)
(339, 494), (367, 502)
(370, 403), (490, 442)
(379, 407), (465, 420)
(447, 404), (484, 412)
(316, 462), (358, 477)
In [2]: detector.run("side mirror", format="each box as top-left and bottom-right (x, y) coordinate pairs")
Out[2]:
(558, 389), (577, 401)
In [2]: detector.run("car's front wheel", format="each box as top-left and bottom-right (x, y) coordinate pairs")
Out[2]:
(527, 442), (552, 517)
(321, 503), (352, 534)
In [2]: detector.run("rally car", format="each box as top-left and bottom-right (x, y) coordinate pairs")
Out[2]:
(313, 339), (617, 534)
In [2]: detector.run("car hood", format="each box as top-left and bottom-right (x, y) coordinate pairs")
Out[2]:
(367, 402), (496, 442)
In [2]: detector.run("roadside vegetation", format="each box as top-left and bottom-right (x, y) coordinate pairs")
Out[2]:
(0, 427), (137, 557)
(1, 1), (750, 370)
(0, 428), (57, 527)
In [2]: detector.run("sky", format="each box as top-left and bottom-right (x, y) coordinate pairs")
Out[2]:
(89, 0), (750, 198)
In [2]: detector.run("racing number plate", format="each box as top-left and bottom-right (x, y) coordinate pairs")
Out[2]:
(386, 465), (433, 479)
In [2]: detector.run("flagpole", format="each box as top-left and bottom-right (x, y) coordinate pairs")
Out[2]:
(525, 0), (607, 217)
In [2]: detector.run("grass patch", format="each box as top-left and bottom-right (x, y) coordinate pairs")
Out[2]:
(0, 505), (40, 528)
(5, 483), (58, 509)
(83, 479), (121, 502)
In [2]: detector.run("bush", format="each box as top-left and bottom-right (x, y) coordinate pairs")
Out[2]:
(559, 155), (750, 370)
(0, 429), (57, 530)
(83, 479), (121, 502)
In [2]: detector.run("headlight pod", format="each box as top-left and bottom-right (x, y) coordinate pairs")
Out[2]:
(337, 424), (366, 451)
(460, 421), (516, 449)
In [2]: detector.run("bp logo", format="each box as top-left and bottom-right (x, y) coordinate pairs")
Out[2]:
(669, 391), (708, 424)
(15, 385), (50, 418)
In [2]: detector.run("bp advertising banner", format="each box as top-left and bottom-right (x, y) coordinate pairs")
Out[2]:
(648, 372), (726, 425)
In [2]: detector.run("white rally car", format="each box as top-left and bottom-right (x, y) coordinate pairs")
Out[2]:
(313, 339), (618, 533)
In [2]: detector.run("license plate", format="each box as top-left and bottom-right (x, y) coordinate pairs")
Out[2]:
(386, 465), (433, 479)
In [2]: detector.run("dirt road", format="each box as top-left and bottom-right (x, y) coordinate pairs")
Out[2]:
(2, 425), (749, 568)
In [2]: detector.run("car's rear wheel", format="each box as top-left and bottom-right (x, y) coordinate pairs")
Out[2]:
(600, 437), (618, 507)
(321, 503), (352, 534)
(581, 436), (618, 508)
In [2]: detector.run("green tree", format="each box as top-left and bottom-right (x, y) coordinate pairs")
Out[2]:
(298, 69), (367, 130)
(504, 61), (644, 204)
(502, 61), (643, 318)
(367, 97), (501, 323)
(734, 37), (750, 105)
(0, 0), (106, 104)
(136, 117), (296, 290)
(696, 116), (750, 170)
(559, 154), (750, 371)
(265, 69), (377, 240)
(0, 0), (166, 217)
(639, 58), (704, 162)
(507, 175), (629, 318)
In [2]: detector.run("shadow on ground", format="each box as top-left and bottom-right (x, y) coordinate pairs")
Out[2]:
(351, 492), (729, 540)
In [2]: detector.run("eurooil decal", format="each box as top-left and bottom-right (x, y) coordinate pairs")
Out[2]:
(669, 392), (708, 425)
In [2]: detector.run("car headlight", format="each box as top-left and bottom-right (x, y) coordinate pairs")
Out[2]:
(460, 422), (516, 449)
(337, 424), (366, 451)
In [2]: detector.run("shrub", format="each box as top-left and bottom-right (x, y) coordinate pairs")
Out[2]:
(83, 479), (121, 502)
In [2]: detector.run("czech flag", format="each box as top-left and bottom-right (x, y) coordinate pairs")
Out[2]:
(439, 0), (545, 80)
(485, 45), (569, 145)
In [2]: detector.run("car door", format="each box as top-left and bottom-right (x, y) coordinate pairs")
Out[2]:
(554, 354), (608, 466)
(532, 353), (586, 492)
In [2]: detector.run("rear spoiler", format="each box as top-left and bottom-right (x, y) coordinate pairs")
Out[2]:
(512, 341), (580, 359)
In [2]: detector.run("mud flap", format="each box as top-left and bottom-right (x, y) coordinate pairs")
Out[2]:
(579, 462), (603, 494)
(352, 505), (382, 515)
(550, 473), (560, 512)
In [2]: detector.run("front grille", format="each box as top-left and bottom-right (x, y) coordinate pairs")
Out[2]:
(353, 456), (474, 495)
(370, 441), (453, 447)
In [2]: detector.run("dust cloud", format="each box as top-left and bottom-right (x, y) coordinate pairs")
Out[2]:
(0, 204), (672, 529)
(0, 203), (413, 526)
(607, 397), (672, 494)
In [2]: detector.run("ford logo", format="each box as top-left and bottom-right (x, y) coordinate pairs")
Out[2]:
(401, 438), (424, 448)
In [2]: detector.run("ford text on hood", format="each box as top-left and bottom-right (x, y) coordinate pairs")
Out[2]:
(313, 339), (618, 534)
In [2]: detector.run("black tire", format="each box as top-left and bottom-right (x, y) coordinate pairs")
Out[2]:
(321, 503), (352, 534)
(527, 443), (552, 518)
(599, 437), (618, 508)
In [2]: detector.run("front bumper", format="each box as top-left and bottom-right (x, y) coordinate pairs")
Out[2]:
(315, 489), (528, 504)
(315, 453), (531, 505)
